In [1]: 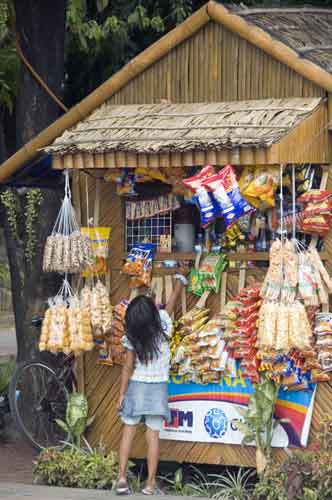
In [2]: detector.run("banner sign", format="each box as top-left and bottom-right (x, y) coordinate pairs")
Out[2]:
(160, 370), (316, 448)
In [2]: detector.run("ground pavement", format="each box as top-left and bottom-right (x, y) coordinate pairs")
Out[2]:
(0, 483), (204, 500)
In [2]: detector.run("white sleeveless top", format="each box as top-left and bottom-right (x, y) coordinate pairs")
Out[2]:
(121, 309), (172, 383)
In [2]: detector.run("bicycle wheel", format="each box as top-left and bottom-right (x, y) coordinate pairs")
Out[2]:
(9, 361), (70, 450)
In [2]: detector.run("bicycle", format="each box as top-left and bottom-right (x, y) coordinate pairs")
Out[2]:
(9, 316), (77, 450)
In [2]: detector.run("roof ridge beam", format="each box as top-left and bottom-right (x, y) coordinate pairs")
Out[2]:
(235, 8), (332, 15)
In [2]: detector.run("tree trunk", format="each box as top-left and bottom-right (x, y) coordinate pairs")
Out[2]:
(7, 0), (67, 361)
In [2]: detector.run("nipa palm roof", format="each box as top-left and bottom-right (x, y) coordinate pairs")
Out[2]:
(234, 6), (332, 73)
(46, 98), (322, 155)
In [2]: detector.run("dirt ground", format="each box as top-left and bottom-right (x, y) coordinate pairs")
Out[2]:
(0, 416), (37, 483)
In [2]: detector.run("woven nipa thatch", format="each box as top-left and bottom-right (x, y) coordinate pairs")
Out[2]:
(46, 98), (321, 156)
(235, 7), (332, 73)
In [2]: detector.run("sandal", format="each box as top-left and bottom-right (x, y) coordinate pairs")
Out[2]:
(115, 479), (130, 495)
(142, 486), (164, 496)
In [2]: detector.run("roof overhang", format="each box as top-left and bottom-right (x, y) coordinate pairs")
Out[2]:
(47, 98), (329, 169)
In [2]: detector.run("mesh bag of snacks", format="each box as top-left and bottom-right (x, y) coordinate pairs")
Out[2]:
(43, 171), (94, 273)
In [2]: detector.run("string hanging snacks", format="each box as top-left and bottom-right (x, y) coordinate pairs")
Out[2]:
(43, 171), (94, 273)
(38, 278), (94, 355)
(104, 299), (129, 366)
(80, 281), (112, 337)
(258, 166), (314, 354)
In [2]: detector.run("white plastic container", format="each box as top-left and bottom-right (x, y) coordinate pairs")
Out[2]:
(174, 223), (195, 252)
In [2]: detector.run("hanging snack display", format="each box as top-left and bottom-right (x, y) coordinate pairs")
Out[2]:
(122, 243), (155, 288)
(171, 305), (239, 384)
(80, 280), (112, 337)
(43, 171), (94, 273)
(225, 284), (262, 384)
(314, 313), (332, 375)
(239, 167), (279, 208)
(183, 165), (253, 228)
(298, 189), (332, 235)
(106, 299), (129, 366)
(125, 194), (180, 220)
(39, 279), (94, 356)
(81, 227), (111, 277)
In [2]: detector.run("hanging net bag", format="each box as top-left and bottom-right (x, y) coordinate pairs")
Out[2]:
(43, 170), (94, 273)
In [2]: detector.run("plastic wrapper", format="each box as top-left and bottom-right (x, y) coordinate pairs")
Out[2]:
(298, 190), (332, 204)
(97, 342), (113, 366)
(39, 294), (94, 356)
(183, 166), (217, 227)
(238, 167), (262, 208)
(188, 253), (228, 296)
(203, 165), (253, 226)
(300, 215), (331, 236)
(122, 244), (154, 276)
(242, 167), (279, 207)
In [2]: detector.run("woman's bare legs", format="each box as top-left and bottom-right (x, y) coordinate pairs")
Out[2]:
(145, 427), (160, 489)
(118, 424), (137, 481)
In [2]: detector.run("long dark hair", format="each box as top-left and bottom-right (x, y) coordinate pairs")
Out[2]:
(125, 295), (167, 365)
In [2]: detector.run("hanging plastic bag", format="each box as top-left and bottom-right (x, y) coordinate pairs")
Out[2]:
(183, 166), (218, 227)
(203, 165), (254, 226)
(43, 171), (94, 273)
(242, 167), (279, 207)
(81, 227), (111, 277)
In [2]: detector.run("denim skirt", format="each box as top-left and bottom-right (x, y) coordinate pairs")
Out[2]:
(121, 380), (170, 421)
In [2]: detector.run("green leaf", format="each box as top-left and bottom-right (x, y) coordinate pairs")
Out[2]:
(242, 433), (256, 445)
(150, 16), (165, 33)
(55, 419), (70, 434)
(96, 0), (108, 13)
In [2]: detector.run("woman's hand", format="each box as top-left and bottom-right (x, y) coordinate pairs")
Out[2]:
(117, 394), (124, 412)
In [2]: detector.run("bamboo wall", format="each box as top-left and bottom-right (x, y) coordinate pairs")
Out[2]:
(109, 21), (324, 106)
(75, 170), (332, 467)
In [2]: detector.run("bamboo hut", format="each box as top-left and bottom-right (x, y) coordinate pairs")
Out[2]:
(3, 1), (332, 467)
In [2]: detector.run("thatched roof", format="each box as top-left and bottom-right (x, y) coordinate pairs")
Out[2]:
(234, 6), (332, 73)
(46, 98), (321, 156)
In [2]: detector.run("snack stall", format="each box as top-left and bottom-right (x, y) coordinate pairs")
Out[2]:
(3, 2), (332, 467)
(38, 94), (332, 467)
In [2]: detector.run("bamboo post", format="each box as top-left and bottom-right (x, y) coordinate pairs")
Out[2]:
(155, 277), (163, 306)
(165, 275), (173, 304)
(238, 265), (247, 293)
(181, 286), (187, 316)
(94, 178), (101, 225)
(220, 271), (228, 312)
(72, 171), (85, 393)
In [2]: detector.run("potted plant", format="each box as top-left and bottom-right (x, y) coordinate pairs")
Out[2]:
(233, 376), (284, 474)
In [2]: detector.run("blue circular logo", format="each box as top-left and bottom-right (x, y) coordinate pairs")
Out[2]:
(204, 408), (228, 439)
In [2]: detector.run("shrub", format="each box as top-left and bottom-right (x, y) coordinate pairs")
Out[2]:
(33, 445), (120, 489)
(254, 416), (332, 500)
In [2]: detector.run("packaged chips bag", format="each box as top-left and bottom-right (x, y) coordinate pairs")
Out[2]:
(203, 165), (253, 226)
(188, 252), (228, 296)
(242, 166), (279, 207)
(183, 166), (217, 227)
